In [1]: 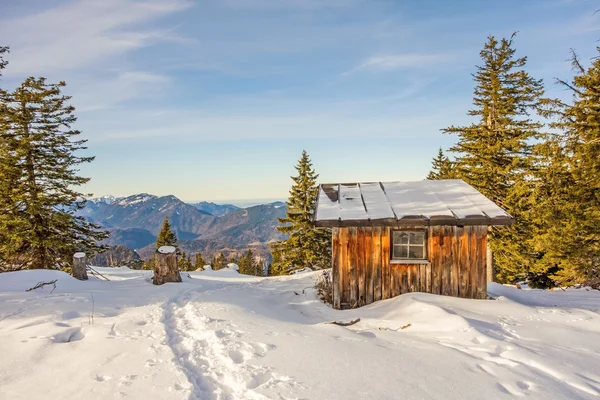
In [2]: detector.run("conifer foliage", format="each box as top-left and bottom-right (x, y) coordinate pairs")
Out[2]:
(532, 50), (600, 287)
(270, 150), (331, 275)
(156, 216), (178, 249)
(194, 252), (206, 271)
(0, 51), (108, 270)
(211, 252), (227, 271)
(179, 252), (193, 271)
(426, 148), (455, 180)
(238, 249), (263, 276)
(442, 34), (550, 282)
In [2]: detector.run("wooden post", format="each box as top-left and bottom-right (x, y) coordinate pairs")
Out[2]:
(72, 252), (88, 281)
(153, 246), (181, 285)
(486, 239), (494, 283)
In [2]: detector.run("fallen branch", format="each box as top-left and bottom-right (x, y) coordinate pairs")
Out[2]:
(26, 280), (57, 293)
(379, 323), (412, 331)
(86, 265), (110, 281)
(325, 318), (361, 327)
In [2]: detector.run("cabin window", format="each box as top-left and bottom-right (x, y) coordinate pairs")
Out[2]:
(392, 231), (426, 260)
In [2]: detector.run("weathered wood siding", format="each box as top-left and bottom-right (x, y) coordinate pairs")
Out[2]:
(331, 225), (487, 309)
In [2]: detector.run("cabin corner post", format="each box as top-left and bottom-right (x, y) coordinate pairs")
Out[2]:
(331, 227), (341, 309)
(486, 226), (494, 283)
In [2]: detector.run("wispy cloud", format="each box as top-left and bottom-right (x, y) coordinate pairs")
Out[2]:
(346, 53), (450, 74)
(0, 0), (192, 77)
(71, 71), (171, 112)
(217, 0), (363, 9)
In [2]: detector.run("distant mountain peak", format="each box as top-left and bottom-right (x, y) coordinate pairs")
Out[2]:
(191, 201), (240, 217)
(87, 195), (120, 205)
(117, 193), (158, 207)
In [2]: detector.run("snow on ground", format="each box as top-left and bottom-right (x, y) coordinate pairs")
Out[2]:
(1, 267), (600, 400)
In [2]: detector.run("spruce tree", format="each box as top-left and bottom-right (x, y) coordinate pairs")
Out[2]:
(442, 34), (550, 282)
(535, 50), (600, 287)
(0, 46), (8, 77)
(212, 252), (226, 271)
(239, 249), (262, 276)
(270, 150), (331, 274)
(156, 216), (178, 248)
(179, 252), (192, 271)
(427, 148), (455, 180)
(194, 252), (206, 271)
(238, 250), (250, 275)
(0, 74), (108, 270)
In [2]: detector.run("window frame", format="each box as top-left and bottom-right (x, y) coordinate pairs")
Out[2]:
(391, 229), (428, 261)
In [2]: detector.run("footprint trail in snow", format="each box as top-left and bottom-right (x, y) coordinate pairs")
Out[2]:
(162, 290), (297, 400)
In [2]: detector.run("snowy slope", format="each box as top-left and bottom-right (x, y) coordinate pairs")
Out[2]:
(1, 268), (599, 399)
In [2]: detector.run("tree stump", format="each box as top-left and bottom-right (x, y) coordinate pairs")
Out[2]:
(153, 246), (181, 285)
(72, 252), (88, 280)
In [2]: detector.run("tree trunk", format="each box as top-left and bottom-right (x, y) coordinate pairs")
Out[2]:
(72, 252), (88, 280)
(153, 246), (181, 285)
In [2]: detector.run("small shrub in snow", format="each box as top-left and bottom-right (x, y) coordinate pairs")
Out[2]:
(315, 270), (333, 306)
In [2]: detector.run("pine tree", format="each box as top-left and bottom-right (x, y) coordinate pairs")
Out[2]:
(238, 250), (250, 275)
(0, 74), (108, 270)
(442, 34), (551, 282)
(534, 50), (600, 287)
(0, 46), (8, 77)
(212, 252), (226, 271)
(527, 136), (574, 287)
(179, 252), (192, 271)
(427, 148), (455, 180)
(142, 258), (155, 270)
(156, 216), (178, 249)
(270, 150), (331, 275)
(194, 252), (206, 271)
(239, 249), (263, 276)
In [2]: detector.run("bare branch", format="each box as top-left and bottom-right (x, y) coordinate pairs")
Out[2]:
(26, 280), (57, 292)
(325, 318), (361, 326)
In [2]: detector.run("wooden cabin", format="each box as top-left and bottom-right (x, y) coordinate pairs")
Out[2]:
(313, 179), (514, 309)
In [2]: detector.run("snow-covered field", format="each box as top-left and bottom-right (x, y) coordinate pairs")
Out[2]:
(1, 267), (599, 400)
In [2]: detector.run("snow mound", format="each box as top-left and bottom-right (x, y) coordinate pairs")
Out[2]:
(360, 295), (472, 333)
(227, 263), (239, 271)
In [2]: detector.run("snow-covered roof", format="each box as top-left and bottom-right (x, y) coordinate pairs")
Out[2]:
(314, 179), (513, 227)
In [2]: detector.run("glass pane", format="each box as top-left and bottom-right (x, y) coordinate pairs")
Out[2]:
(393, 231), (409, 245)
(393, 245), (408, 258)
(409, 231), (425, 245)
(408, 245), (424, 259)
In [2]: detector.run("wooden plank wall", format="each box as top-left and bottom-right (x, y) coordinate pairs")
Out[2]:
(331, 225), (488, 309)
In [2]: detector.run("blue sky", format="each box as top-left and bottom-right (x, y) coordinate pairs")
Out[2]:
(1, 0), (598, 203)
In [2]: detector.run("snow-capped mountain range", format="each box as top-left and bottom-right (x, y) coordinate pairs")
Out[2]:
(80, 193), (287, 262)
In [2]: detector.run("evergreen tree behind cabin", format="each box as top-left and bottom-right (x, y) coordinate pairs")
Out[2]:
(156, 216), (178, 249)
(270, 150), (331, 274)
(427, 148), (455, 180)
(0, 70), (108, 269)
(535, 50), (600, 287)
(442, 34), (550, 282)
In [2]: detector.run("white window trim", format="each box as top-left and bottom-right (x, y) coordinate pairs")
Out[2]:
(390, 259), (430, 265)
(391, 230), (427, 261)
